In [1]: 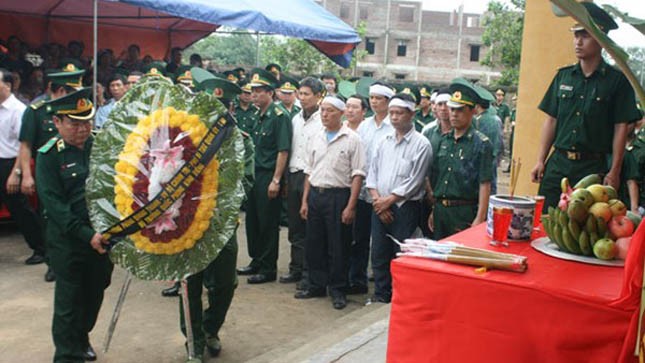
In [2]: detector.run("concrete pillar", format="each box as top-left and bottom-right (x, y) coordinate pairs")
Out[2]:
(512, 0), (576, 196)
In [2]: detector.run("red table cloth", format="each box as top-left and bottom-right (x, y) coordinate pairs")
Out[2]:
(388, 223), (641, 363)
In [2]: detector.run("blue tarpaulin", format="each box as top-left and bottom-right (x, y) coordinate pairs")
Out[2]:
(0, 0), (360, 67)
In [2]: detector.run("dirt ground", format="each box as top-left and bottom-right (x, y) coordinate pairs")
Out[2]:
(0, 215), (368, 363)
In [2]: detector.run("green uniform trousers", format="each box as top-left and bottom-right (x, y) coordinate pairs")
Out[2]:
(539, 151), (607, 212)
(244, 169), (281, 276)
(50, 248), (112, 363)
(179, 233), (238, 354)
(433, 203), (478, 240)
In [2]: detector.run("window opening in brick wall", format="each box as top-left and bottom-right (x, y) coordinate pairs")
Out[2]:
(397, 39), (407, 57)
(470, 45), (481, 62)
(365, 38), (376, 55)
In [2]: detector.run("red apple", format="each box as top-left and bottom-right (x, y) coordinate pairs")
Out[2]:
(608, 215), (635, 239)
(615, 237), (631, 260)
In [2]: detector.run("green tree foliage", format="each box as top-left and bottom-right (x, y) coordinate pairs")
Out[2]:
(184, 31), (257, 67)
(626, 47), (645, 90)
(260, 36), (337, 75)
(481, 0), (525, 87)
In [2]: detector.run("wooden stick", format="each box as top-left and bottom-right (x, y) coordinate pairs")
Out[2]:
(510, 158), (522, 199)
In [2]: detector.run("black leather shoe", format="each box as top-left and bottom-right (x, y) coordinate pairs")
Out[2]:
(247, 273), (276, 284)
(236, 265), (259, 276)
(332, 294), (347, 310)
(366, 294), (391, 305)
(162, 282), (180, 297)
(25, 253), (46, 265)
(294, 288), (327, 299)
(279, 272), (302, 284)
(206, 335), (221, 357)
(346, 284), (368, 295)
(83, 345), (97, 361)
(44, 267), (56, 282)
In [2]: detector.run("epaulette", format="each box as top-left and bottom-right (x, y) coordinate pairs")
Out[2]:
(557, 63), (576, 72)
(473, 129), (489, 142)
(30, 99), (46, 110)
(38, 136), (59, 154)
(274, 106), (283, 116)
(626, 145), (634, 151)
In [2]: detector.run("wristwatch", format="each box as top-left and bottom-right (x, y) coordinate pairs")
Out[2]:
(14, 168), (22, 177)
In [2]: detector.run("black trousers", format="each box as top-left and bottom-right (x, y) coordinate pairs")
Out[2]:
(287, 171), (306, 276)
(0, 158), (45, 255)
(349, 199), (371, 288)
(305, 187), (352, 296)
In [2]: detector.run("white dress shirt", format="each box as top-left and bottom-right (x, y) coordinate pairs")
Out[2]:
(357, 114), (392, 202)
(0, 93), (26, 158)
(289, 108), (323, 173)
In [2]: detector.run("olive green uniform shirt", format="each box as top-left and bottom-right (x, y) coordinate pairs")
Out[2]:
(414, 109), (434, 132)
(538, 61), (641, 153)
(19, 96), (58, 154)
(234, 102), (259, 135)
(252, 102), (291, 171)
(495, 102), (510, 123)
(278, 102), (301, 122)
(432, 125), (493, 200)
(474, 108), (502, 160)
(36, 137), (95, 250)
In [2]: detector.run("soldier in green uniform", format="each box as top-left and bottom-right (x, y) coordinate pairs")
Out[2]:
(18, 63), (85, 282)
(430, 80), (493, 239)
(494, 89), (511, 129)
(237, 68), (291, 284)
(36, 88), (112, 363)
(530, 3), (642, 210)
(277, 75), (301, 119)
(234, 80), (259, 135)
(473, 84), (503, 194)
(422, 88), (451, 158)
(415, 85), (434, 132)
(177, 68), (255, 362)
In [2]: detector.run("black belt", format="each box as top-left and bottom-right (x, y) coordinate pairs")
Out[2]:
(311, 186), (349, 194)
(436, 198), (477, 207)
(555, 149), (604, 161)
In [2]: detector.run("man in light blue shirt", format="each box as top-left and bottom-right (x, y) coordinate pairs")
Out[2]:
(366, 93), (431, 304)
(94, 74), (126, 129)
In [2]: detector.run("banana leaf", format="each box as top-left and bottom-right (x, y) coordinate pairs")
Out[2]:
(550, 0), (645, 109)
(603, 5), (645, 36)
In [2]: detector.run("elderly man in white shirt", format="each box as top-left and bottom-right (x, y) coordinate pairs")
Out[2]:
(366, 93), (432, 304)
(295, 95), (365, 310)
(281, 77), (325, 287)
(349, 83), (395, 295)
(0, 68), (46, 265)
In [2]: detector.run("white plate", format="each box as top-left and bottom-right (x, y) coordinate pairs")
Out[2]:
(530, 237), (624, 267)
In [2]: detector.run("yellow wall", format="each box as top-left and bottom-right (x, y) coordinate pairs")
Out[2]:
(512, 0), (577, 195)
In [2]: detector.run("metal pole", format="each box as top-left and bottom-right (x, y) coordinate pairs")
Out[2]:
(181, 279), (196, 359)
(256, 31), (260, 67)
(103, 272), (133, 353)
(93, 0), (98, 108)
(456, 3), (463, 72)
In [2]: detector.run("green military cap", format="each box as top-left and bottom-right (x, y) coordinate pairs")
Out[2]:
(399, 83), (420, 104)
(174, 65), (193, 87)
(419, 85), (432, 98)
(265, 63), (282, 78)
(447, 78), (478, 108)
(232, 67), (246, 79)
(191, 67), (241, 100)
(249, 68), (279, 89)
(47, 63), (85, 88)
(571, 2), (618, 33)
(45, 87), (95, 121)
(223, 70), (239, 84)
(279, 75), (299, 93)
(238, 79), (252, 93)
(337, 80), (356, 99)
(473, 85), (496, 105)
(59, 58), (84, 70)
(355, 77), (375, 98)
(142, 62), (167, 77)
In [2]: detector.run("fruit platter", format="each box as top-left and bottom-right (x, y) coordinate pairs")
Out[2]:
(534, 174), (641, 265)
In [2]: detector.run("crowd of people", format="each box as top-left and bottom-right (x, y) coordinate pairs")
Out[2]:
(1, 3), (644, 361)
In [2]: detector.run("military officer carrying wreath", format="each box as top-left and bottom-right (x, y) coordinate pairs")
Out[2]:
(530, 3), (641, 210)
(36, 88), (113, 363)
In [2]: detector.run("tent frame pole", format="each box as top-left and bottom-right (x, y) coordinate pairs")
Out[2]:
(93, 0), (98, 108)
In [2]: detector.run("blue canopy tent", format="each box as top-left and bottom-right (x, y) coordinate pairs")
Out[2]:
(0, 0), (361, 67)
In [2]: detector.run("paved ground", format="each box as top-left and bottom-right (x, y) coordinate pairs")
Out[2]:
(0, 217), (377, 363)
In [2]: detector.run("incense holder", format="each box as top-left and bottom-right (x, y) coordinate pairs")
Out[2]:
(487, 195), (536, 241)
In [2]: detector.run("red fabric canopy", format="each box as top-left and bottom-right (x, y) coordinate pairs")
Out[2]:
(0, 0), (218, 59)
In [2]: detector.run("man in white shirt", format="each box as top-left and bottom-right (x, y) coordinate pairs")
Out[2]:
(0, 68), (46, 265)
(281, 77), (324, 287)
(366, 93), (432, 304)
(351, 83), (394, 294)
(95, 74), (126, 129)
(295, 95), (365, 310)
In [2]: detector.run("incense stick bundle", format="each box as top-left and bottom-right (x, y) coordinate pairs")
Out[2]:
(509, 158), (522, 199)
(398, 251), (528, 273)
